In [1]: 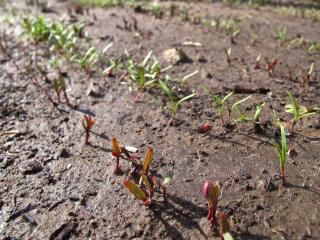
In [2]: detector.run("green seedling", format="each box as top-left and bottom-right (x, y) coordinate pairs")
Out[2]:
(82, 115), (96, 144)
(52, 77), (69, 104)
(234, 100), (265, 133)
(22, 16), (50, 42)
(202, 180), (221, 232)
(277, 27), (287, 46)
(285, 91), (317, 131)
(128, 51), (171, 95)
(72, 43), (112, 73)
(273, 124), (287, 184)
(159, 80), (196, 126)
(308, 41), (320, 53)
(209, 91), (234, 126)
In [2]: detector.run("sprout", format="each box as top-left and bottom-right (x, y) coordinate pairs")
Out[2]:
(82, 115), (96, 145)
(202, 180), (221, 232)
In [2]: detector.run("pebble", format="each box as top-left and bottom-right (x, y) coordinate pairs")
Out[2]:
(19, 160), (43, 174)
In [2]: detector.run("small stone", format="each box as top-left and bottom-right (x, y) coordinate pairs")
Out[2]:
(162, 48), (191, 64)
(19, 160), (43, 174)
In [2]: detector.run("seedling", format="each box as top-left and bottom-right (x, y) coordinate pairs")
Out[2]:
(219, 212), (231, 240)
(159, 80), (196, 126)
(209, 91), (234, 126)
(22, 16), (50, 42)
(285, 91), (316, 132)
(52, 77), (69, 104)
(71, 44), (113, 73)
(82, 115), (96, 144)
(111, 137), (142, 174)
(234, 101), (265, 133)
(224, 48), (232, 65)
(253, 54), (261, 69)
(301, 63), (314, 88)
(273, 124), (287, 184)
(266, 58), (278, 77)
(139, 147), (153, 183)
(277, 27), (287, 46)
(203, 180), (221, 232)
(128, 51), (171, 96)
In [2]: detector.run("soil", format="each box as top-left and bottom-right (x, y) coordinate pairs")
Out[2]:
(1, 0), (320, 239)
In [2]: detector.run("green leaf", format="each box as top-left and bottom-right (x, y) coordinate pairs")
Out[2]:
(223, 232), (234, 240)
(163, 173), (173, 186)
(159, 80), (174, 102)
(287, 91), (299, 115)
(279, 124), (287, 167)
(221, 92), (233, 105)
(231, 95), (252, 109)
(123, 180), (148, 202)
(177, 92), (197, 106)
(142, 50), (153, 67)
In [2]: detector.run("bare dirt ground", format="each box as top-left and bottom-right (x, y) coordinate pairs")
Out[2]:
(1, 0), (320, 239)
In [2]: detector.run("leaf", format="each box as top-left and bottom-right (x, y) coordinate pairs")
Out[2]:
(253, 102), (265, 122)
(112, 137), (121, 157)
(102, 42), (113, 54)
(141, 172), (153, 191)
(85, 78), (94, 96)
(182, 70), (199, 84)
(231, 95), (252, 109)
(223, 233), (234, 240)
(142, 50), (153, 67)
(163, 173), (173, 186)
(142, 147), (153, 173)
(177, 92), (197, 106)
(159, 80), (174, 102)
(287, 91), (298, 115)
(221, 92), (234, 105)
(123, 180), (148, 202)
(279, 124), (287, 166)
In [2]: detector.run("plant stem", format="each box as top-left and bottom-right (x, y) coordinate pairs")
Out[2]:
(85, 129), (89, 144)
(280, 165), (285, 184)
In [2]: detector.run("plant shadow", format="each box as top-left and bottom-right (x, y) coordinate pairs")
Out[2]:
(150, 194), (208, 240)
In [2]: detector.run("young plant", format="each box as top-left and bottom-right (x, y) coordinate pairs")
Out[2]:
(159, 80), (196, 126)
(72, 44), (113, 73)
(123, 180), (151, 206)
(233, 100), (265, 133)
(139, 147), (153, 184)
(277, 27), (287, 46)
(82, 115), (96, 145)
(266, 58), (278, 77)
(209, 91), (234, 126)
(273, 124), (287, 184)
(111, 137), (142, 174)
(285, 91), (316, 131)
(219, 212), (232, 240)
(202, 180), (221, 232)
(301, 63), (314, 88)
(22, 16), (50, 42)
(52, 77), (69, 104)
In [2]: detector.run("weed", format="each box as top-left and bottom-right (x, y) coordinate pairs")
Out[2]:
(82, 115), (96, 144)
(285, 91), (317, 131)
(159, 80), (196, 126)
(202, 180), (221, 232)
(22, 16), (50, 42)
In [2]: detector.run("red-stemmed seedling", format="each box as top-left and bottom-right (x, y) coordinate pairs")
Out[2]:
(219, 212), (234, 240)
(111, 137), (141, 174)
(253, 54), (261, 70)
(301, 63), (314, 89)
(266, 58), (278, 77)
(203, 180), (221, 232)
(52, 77), (70, 105)
(82, 115), (96, 145)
